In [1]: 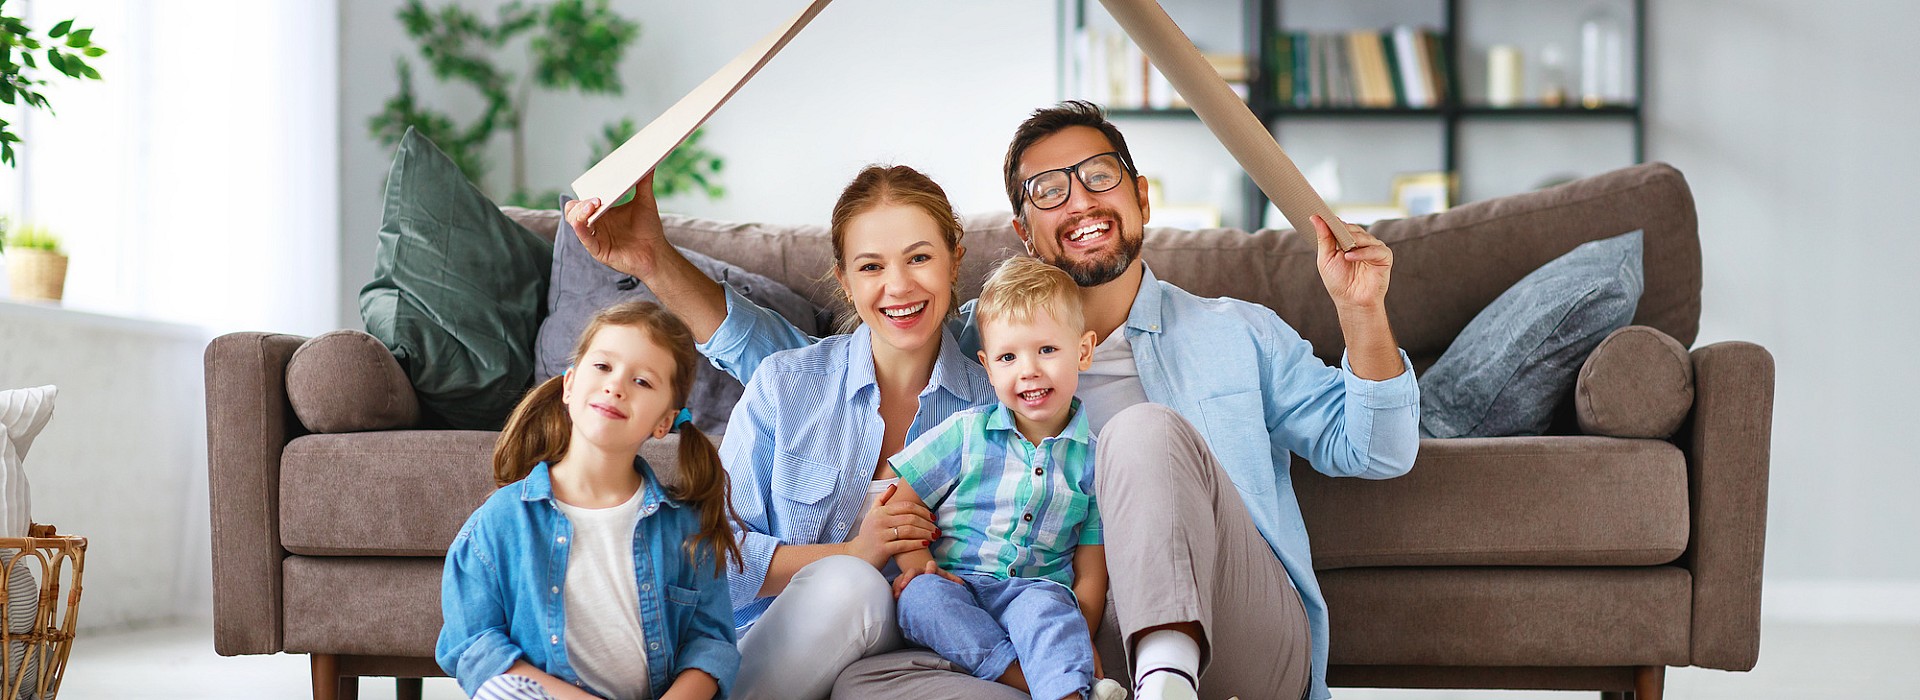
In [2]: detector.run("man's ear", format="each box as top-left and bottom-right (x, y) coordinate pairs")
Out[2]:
(1134, 175), (1152, 225)
(1077, 330), (1097, 370)
(1011, 217), (1033, 255)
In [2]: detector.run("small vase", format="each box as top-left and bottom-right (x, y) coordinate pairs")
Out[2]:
(4, 248), (68, 302)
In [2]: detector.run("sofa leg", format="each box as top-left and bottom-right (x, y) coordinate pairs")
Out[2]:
(1634, 665), (1665, 700)
(397, 677), (423, 700)
(311, 654), (337, 700)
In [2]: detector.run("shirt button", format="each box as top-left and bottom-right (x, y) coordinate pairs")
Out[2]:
(1023, 513), (1034, 522)
(1034, 467), (1043, 476)
(550, 635), (559, 645)
(550, 586), (559, 594)
(641, 582), (652, 592)
(556, 536), (566, 544)
(649, 642), (660, 651)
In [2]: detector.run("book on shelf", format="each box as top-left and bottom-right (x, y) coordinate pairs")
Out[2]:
(1279, 26), (1451, 110)
(1072, 25), (1248, 110)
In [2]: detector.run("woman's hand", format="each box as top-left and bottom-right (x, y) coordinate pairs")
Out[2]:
(846, 484), (939, 568)
(564, 171), (669, 280)
(891, 559), (965, 598)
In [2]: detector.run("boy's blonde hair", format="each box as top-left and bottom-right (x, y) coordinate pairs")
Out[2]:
(975, 256), (1085, 332)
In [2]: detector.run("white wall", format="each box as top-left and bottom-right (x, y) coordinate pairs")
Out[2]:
(338, 0), (1061, 326)
(335, 0), (1920, 619)
(1651, 0), (1920, 616)
(0, 303), (211, 632)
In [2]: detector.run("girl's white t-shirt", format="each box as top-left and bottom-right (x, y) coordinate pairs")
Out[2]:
(554, 489), (652, 700)
(1077, 329), (1150, 433)
(852, 477), (902, 542)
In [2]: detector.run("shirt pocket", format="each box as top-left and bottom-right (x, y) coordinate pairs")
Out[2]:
(1198, 391), (1276, 495)
(661, 583), (701, 651)
(772, 451), (839, 506)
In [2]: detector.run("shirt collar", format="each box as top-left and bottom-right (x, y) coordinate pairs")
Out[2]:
(519, 458), (678, 512)
(983, 398), (1093, 446)
(844, 323), (980, 402)
(1122, 263), (1166, 336)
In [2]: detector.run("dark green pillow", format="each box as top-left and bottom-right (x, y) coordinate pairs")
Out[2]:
(359, 128), (551, 430)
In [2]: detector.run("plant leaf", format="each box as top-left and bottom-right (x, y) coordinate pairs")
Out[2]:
(47, 19), (70, 38)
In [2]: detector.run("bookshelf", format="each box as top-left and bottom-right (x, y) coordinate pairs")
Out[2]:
(1064, 0), (1647, 229)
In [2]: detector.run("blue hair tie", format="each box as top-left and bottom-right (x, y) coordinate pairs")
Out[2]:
(672, 408), (693, 431)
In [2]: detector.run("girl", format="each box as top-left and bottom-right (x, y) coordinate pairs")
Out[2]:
(437, 301), (743, 700)
(566, 166), (999, 699)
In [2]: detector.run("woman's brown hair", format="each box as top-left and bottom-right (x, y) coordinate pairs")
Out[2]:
(825, 164), (967, 331)
(491, 300), (743, 576)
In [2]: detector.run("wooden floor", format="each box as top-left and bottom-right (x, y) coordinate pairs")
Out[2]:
(55, 618), (1920, 699)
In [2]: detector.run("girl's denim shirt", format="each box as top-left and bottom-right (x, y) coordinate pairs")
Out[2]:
(436, 459), (740, 698)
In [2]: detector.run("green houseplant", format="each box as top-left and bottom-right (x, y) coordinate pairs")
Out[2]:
(369, 0), (723, 207)
(0, 5), (107, 166)
(4, 223), (67, 302)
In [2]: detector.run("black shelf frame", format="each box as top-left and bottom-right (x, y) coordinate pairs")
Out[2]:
(1069, 0), (1648, 229)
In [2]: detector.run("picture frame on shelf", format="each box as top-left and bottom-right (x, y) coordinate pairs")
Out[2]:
(1393, 171), (1454, 217)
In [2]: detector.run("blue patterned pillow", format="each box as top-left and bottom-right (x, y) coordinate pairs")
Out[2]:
(1418, 230), (1645, 438)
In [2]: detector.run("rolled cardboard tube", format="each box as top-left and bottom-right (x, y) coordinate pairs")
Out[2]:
(1097, 0), (1355, 250)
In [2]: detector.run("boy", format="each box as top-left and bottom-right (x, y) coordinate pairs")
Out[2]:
(886, 256), (1126, 700)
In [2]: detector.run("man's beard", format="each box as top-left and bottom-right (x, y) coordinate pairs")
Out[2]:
(1046, 230), (1142, 287)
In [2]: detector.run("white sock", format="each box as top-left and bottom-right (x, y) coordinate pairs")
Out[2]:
(1132, 630), (1201, 699)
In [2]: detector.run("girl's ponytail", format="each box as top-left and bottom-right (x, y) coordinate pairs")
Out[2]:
(492, 374), (571, 487)
(670, 423), (745, 577)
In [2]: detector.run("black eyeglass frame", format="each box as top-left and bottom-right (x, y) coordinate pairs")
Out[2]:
(1018, 151), (1139, 212)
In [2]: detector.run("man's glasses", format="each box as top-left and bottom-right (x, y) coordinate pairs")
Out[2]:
(1020, 152), (1135, 211)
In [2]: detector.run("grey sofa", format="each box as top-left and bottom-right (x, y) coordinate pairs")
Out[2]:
(206, 161), (1772, 699)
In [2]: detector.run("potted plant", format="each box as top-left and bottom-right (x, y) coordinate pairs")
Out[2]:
(3, 222), (66, 302)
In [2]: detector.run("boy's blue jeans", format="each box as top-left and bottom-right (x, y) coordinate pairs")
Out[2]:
(896, 572), (1095, 700)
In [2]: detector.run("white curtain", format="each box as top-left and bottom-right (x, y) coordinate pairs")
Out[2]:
(3, 0), (340, 336)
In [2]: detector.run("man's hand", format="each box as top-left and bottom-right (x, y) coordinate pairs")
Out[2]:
(846, 484), (939, 568)
(1312, 214), (1392, 312)
(564, 171), (668, 280)
(891, 559), (965, 598)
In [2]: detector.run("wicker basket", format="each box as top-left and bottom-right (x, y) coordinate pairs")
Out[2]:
(0, 525), (85, 699)
(4, 250), (67, 302)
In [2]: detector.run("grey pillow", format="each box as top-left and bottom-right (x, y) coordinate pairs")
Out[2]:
(535, 197), (830, 435)
(1418, 230), (1645, 438)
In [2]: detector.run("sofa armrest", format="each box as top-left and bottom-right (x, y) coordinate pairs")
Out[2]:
(205, 332), (308, 655)
(1683, 341), (1774, 671)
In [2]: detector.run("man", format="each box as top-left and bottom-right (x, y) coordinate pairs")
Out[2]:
(566, 101), (1418, 700)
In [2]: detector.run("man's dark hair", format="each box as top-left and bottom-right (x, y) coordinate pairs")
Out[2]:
(1002, 100), (1137, 216)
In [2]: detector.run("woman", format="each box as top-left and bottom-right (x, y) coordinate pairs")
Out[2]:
(566, 165), (997, 700)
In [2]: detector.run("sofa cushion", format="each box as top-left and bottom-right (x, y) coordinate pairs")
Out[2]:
(1576, 325), (1695, 438)
(1417, 230), (1644, 438)
(359, 128), (552, 431)
(286, 330), (420, 433)
(1295, 436), (1689, 569)
(283, 556), (443, 657)
(279, 431), (687, 557)
(535, 197), (831, 434)
(1320, 566), (1692, 667)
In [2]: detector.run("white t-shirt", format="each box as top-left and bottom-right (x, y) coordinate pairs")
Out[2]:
(1077, 330), (1150, 433)
(554, 489), (652, 700)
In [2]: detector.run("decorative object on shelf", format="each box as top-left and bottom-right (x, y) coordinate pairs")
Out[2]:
(0, 8), (109, 167)
(1538, 43), (1570, 107)
(2, 225), (65, 303)
(1392, 172), (1453, 217)
(1487, 45), (1523, 107)
(1580, 3), (1630, 107)
(369, 0), (724, 207)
